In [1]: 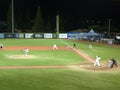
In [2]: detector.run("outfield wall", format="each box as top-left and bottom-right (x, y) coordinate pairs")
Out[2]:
(0, 33), (103, 42)
(0, 33), (115, 44)
(0, 32), (100, 40)
(0, 33), (68, 39)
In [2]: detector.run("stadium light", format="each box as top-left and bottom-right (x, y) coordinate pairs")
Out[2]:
(56, 14), (59, 38)
(107, 18), (111, 37)
(12, 0), (14, 33)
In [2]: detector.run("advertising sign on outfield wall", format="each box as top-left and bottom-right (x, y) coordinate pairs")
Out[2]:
(59, 33), (67, 38)
(5, 34), (15, 38)
(25, 33), (34, 38)
(0, 34), (4, 38)
(16, 34), (24, 38)
(18, 34), (24, 38)
(34, 33), (43, 38)
(5, 34), (24, 38)
(44, 33), (53, 38)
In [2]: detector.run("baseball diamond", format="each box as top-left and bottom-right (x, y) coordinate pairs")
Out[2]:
(0, 45), (119, 71)
(1, 46), (94, 69)
(0, 39), (120, 90)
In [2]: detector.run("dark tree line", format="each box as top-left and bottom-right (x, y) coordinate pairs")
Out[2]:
(5, 0), (65, 33)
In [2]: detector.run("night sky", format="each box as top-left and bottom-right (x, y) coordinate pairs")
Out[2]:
(0, 0), (120, 18)
(0, 0), (120, 31)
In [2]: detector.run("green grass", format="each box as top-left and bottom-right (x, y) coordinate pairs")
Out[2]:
(0, 50), (84, 66)
(0, 39), (65, 46)
(62, 39), (120, 61)
(0, 69), (120, 90)
(0, 39), (120, 90)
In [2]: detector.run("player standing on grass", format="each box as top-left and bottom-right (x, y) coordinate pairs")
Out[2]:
(0, 43), (3, 50)
(73, 43), (76, 48)
(88, 44), (92, 49)
(94, 56), (101, 67)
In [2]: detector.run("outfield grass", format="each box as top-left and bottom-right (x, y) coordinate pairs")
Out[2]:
(0, 39), (120, 90)
(0, 39), (65, 46)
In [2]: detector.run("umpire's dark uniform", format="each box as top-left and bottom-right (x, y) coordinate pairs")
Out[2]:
(110, 59), (118, 68)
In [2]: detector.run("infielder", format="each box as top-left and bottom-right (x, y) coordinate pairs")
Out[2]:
(53, 44), (58, 50)
(88, 44), (92, 49)
(73, 43), (76, 48)
(94, 56), (101, 67)
(0, 43), (3, 50)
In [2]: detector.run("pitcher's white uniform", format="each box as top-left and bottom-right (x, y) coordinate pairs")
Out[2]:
(23, 48), (29, 56)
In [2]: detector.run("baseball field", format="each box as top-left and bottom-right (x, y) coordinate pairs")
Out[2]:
(0, 39), (120, 90)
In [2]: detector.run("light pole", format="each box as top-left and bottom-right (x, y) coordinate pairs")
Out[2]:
(56, 14), (59, 38)
(12, 0), (14, 33)
(107, 18), (111, 38)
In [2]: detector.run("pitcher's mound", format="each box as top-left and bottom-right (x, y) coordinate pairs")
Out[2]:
(8, 54), (37, 59)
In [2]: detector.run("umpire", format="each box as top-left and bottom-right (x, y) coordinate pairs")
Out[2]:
(109, 58), (118, 68)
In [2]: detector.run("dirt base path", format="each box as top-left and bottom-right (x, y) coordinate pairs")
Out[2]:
(4, 46), (69, 50)
(0, 66), (68, 69)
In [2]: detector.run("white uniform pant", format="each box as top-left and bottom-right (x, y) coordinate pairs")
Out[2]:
(53, 46), (58, 50)
(24, 52), (28, 56)
(94, 61), (101, 66)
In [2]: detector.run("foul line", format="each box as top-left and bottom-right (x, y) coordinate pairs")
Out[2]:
(60, 39), (94, 63)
